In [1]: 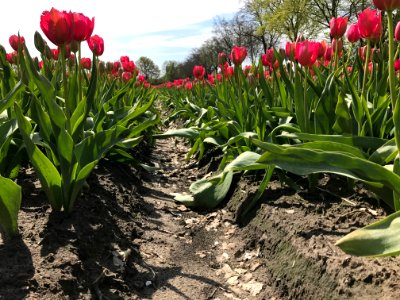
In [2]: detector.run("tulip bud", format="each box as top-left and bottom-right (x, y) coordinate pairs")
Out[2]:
(34, 31), (46, 53)
(395, 21), (400, 42)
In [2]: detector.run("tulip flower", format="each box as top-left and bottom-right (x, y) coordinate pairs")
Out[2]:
(218, 52), (227, 65)
(324, 47), (333, 62)
(51, 48), (60, 60)
(372, 0), (400, 11)
(347, 23), (361, 43)
(395, 59), (400, 72)
(357, 8), (382, 42)
(80, 57), (91, 69)
(261, 48), (276, 68)
(295, 41), (320, 67)
(225, 66), (234, 78)
(120, 56), (130, 63)
(6, 52), (17, 64)
(317, 41), (327, 58)
(207, 74), (215, 85)
(193, 65), (206, 79)
(72, 12), (94, 42)
(184, 81), (193, 90)
(230, 46), (247, 65)
(395, 21), (400, 41)
(9, 35), (25, 51)
(243, 65), (252, 76)
(88, 34), (104, 56)
(40, 8), (74, 46)
(285, 41), (296, 60)
(330, 16), (348, 39)
(121, 71), (132, 82)
(122, 60), (135, 73)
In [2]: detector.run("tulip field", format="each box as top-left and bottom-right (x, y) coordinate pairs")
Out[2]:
(2, 3), (400, 299)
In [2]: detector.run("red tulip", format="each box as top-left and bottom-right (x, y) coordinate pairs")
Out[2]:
(372, 0), (400, 11)
(80, 57), (91, 69)
(357, 8), (382, 42)
(358, 46), (372, 62)
(193, 65), (206, 79)
(295, 41), (320, 67)
(395, 21), (400, 41)
(120, 56), (130, 63)
(225, 66), (234, 78)
(184, 81), (193, 90)
(395, 59), (400, 72)
(40, 8), (74, 46)
(218, 52), (227, 65)
(72, 13), (94, 42)
(6, 52), (17, 64)
(9, 35), (25, 51)
(318, 41), (327, 58)
(87, 35), (104, 56)
(122, 60), (135, 73)
(285, 41), (296, 60)
(324, 47), (333, 61)
(262, 48), (276, 67)
(51, 48), (60, 60)
(347, 23), (361, 43)
(121, 71), (132, 82)
(230, 46), (247, 65)
(207, 74), (215, 85)
(330, 17), (348, 39)
(243, 65), (252, 76)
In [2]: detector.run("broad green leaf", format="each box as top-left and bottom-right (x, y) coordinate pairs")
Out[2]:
(0, 175), (21, 237)
(74, 125), (128, 170)
(279, 132), (386, 151)
(153, 127), (200, 139)
(30, 97), (52, 143)
(253, 140), (400, 209)
(0, 81), (23, 114)
(369, 138), (397, 165)
(15, 103), (62, 210)
(224, 151), (264, 172)
(175, 171), (233, 209)
(293, 141), (366, 158)
(336, 210), (400, 257)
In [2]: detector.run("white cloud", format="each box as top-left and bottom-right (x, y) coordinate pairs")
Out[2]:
(1, 0), (242, 67)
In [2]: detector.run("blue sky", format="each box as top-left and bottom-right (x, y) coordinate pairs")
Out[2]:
(1, 0), (242, 69)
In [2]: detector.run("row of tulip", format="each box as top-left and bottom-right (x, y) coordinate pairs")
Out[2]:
(0, 8), (159, 240)
(156, 3), (400, 257)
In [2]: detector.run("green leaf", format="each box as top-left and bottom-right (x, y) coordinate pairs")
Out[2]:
(0, 81), (23, 114)
(369, 138), (397, 165)
(253, 140), (400, 209)
(175, 171), (233, 209)
(0, 175), (21, 238)
(14, 103), (62, 210)
(74, 125), (128, 171)
(153, 127), (200, 139)
(336, 210), (400, 257)
(279, 132), (386, 151)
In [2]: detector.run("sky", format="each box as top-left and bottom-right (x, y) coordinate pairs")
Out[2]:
(1, 0), (243, 69)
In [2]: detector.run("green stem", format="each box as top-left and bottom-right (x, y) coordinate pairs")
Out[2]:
(361, 41), (371, 101)
(60, 45), (69, 118)
(78, 42), (82, 105)
(387, 11), (400, 210)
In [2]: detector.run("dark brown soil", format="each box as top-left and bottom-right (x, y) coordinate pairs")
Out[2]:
(1, 136), (400, 300)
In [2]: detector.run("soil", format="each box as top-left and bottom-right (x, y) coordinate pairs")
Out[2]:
(1, 134), (400, 299)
